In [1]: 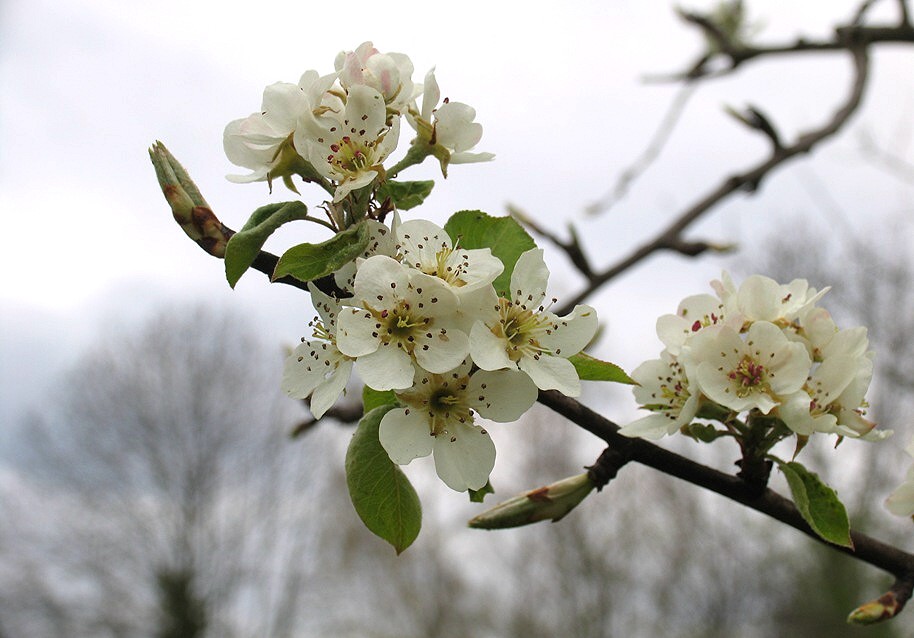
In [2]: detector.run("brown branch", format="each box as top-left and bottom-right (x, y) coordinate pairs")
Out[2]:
(538, 389), (914, 619)
(555, 44), (872, 315)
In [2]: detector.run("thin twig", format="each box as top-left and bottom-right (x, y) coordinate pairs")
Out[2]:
(556, 44), (872, 315)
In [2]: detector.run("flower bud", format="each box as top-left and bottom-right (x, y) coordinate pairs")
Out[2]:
(149, 142), (229, 257)
(846, 591), (901, 625)
(468, 472), (595, 530)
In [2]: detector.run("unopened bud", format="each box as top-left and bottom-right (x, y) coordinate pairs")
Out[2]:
(847, 592), (901, 625)
(468, 473), (595, 530)
(149, 141), (229, 257)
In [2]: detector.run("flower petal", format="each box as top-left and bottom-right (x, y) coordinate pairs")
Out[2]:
(468, 370), (537, 422)
(539, 304), (598, 357)
(432, 422), (496, 492)
(355, 346), (416, 390)
(519, 354), (581, 396)
(469, 321), (514, 371)
(379, 408), (434, 464)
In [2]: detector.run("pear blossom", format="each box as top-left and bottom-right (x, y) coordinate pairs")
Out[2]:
(655, 293), (740, 356)
(336, 255), (469, 390)
(407, 68), (494, 175)
(885, 437), (914, 518)
(395, 219), (503, 296)
(469, 249), (598, 396)
(620, 351), (700, 439)
(224, 71), (336, 187)
(296, 84), (399, 203)
(335, 42), (416, 114)
(687, 321), (811, 414)
(712, 271), (827, 326)
(281, 284), (353, 418)
(379, 362), (538, 491)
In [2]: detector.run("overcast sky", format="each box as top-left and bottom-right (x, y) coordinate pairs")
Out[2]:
(1, 0), (912, 433)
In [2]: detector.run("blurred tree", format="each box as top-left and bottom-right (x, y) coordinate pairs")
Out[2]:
(0, 306), (330, 637)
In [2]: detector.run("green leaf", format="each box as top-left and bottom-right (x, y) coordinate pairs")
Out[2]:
(569, 353), (635, 384)
(345, 405), (422, 554)
(376, 180), (435, 210)
(444, 210), (536, 297)
(362, 386), (398, 414)
(468, 480), (495, 503)
(273, 222), (371, 283)
(224, 201), (310, 288)
(779, 460), (853, 548)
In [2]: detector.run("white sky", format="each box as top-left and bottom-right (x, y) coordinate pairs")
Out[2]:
(1, 0), (912, 428)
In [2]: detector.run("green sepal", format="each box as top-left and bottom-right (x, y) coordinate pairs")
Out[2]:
(568, 353), (635, 384)
(469, 480), (495, 503)
(345, 405), (422, 555)
(224, 201), (310, 288)
(362, 385), (398, 414)
(444, 210), (536, 297)
(778, 460), (853, 548)
(273, 222), (371, 283)
(376, 180), (435, 210)
(683, 422), (726, 443)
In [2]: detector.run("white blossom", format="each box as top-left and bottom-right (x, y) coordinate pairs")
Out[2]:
(296, 84), (399, 202)
(335, 42), (417, 114)
(336, 255), (469, 390)
(379, 362), (537, 491)
(620, 351), (699, 440)
(469, 249), (597, 396)
(224, 71), (336, 186)
(281, 284), (353, 418)
(395, 219), (503, 296)
(687, 321), (811, 414)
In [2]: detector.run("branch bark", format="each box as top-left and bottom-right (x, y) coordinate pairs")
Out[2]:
(537, 389), (914, 616)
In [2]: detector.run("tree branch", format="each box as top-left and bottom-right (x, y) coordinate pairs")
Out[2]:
(538, 389), (914, 618)
(555, 43), (872, 315)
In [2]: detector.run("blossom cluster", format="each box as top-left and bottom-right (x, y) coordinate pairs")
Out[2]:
(621, 272), (889, 443)
(281, 221), (597, 491)
(223, 41), (493, 203)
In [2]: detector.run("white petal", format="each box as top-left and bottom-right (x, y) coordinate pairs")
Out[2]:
(539, 305), (598, 357)
(379, 408), (434, 464)
(468, 370), (538, 422)
(469, 321), (514, 371)
(355, 346), (416, 390)
(353, 255), (411, 306)
(885, 479), (914, 517)
(336, 308), (380, 357)
(509, 249), (549, 310)
(519, 354), (581, 396)
(281, 341), (332, 398)
(309, 359), (354, 419)
(414, 328), (470, 374)
(619, 413), (680, 440)
(432, 422), (496, 492)
(397, 219), (452, 271)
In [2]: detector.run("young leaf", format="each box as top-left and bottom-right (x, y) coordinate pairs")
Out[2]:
(345, 405), (422, 554)
(225, 201), (310, 287)
(778, 460), (853, 548)
(362, 386), (397, 413)
(376, 180), (434, 210)
(273, 222), (371, 283)
(569, 353), (635, 384)
(444, 210), (536, 297)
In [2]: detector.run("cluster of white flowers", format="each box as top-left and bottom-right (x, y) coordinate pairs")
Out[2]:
(621, 272), (888, 443)
(281, 221), (597, 491)
(223, 41), (493, 201)
(233, 43), (598, 492)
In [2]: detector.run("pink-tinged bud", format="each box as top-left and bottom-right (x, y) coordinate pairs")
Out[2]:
(468, 473), (595, 530)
